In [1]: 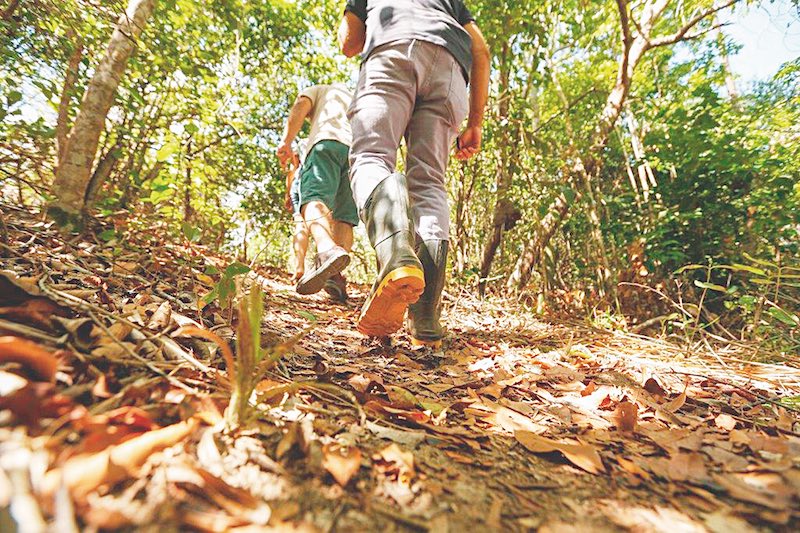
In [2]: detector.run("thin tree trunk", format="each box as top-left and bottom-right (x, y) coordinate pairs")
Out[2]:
(56, 34), (84, 168)
(48, 0), (156, 225)
(478, 43), (513, 295)
(1, 0), (20, 21)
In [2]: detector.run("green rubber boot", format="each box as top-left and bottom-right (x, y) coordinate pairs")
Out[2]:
(357, 173), (425, 337)
(408, 240), (448, 347)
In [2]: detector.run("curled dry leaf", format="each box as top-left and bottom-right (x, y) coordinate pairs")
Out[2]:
(43, 417), (200, 500)
(614, 401), (638, 433)
(322, 443), (362, 486)
(0, 336), (59, 382)
(373, 443), (415, 482)
(515, 430), (605, 474)
(714, 413), (737, 431)
(147, 301), (172, 331)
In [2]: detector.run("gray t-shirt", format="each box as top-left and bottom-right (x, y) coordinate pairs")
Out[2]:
(345, 0), (475, 81)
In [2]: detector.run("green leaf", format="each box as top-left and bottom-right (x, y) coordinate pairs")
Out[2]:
(296, 310), (317, 322)
(98, 229), (116, 242)
(694, 280), (727, 292)
(741, 252), (778, 268)
(181, 222), (202, 242)
(674, 264), (705, 274)
(766, 307), (799, 326)
(7, 90), (22, 106)
(728, 264), (767, 276)
(224, 262), (251, 277)
(156, 140), (181, 162)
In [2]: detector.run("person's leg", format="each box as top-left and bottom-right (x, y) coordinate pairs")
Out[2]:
(296, 141), (351, 295)
(348, 42), (425, 336)
(291, 214), (310, 282)
(290, 178), (309, 282)
(301, 201), (336, 253)
(333, 221), (353, 251)
(348, 42), (416, 215)
(404, 43), (469, 346)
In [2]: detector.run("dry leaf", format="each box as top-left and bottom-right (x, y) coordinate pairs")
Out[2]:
(43, 417), (200, 500)
(714, 413), (737, 431)
(322, 443), (362, 486)
(613, 401), (638, 433)
(0, 336), (59, 382)
(661, 389), (687, 413)
(373, 443), (415, 481)
(515, 431), (605, 474)
(147, 301), (172, 330)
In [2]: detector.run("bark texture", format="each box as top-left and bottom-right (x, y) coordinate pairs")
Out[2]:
(49, 0), (155, 223)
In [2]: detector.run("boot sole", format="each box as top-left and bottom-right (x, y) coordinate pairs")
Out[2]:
(411, 337), (443, 349)
(357, 266), (425, 337)
(296, 253), (350, 295)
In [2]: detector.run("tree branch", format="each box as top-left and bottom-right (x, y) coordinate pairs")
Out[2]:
(647, 0), (738, 49)
(616, 0), (633, 48)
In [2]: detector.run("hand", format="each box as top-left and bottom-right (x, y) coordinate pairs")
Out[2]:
(276, 141), (295, 169)
(455, 126), (482, 160)
(284, 192), (294, 213)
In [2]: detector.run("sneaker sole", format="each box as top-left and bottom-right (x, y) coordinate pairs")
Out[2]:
(357, 266), (425, 337)
(296, 253), (350, 295)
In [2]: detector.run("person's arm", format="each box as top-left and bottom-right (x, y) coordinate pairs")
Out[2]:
(456, 21), (490, 161)
(338, 3), (366, 57)
(277, 96), (313, 168)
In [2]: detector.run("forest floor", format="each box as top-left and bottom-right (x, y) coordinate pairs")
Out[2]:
(1, 204), (799, 532)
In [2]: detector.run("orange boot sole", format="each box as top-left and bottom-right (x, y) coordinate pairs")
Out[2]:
(411, 337), (443, 349)
(357, 266), (425, 337)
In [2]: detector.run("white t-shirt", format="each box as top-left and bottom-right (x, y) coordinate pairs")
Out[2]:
(299, 83), (353, 150)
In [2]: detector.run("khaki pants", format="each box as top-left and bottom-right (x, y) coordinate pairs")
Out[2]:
(347, 39), (469, 242)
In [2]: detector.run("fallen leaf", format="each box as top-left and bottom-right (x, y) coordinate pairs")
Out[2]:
(713, 472), (794, 510)
(0, 336), (59, 381)
(661, 389), (687, 413)
(394, 352), (423, 370)
(322, 443), (362, 486)
(147, 301), (172, 330)
(643, 377), (667, 397)
(43, 417), (200, 500)
(0, 298), (65, 330)
(373, 443), (415, 481)
(614, 401), (638, 433)
(714, 413), (737, 431)
(515, 431), (605, 474)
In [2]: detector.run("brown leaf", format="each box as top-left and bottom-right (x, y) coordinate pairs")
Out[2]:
(43, 417), (200, 500)
(514, 430), (605, 474)
(661, 389), (687, 413)
(714, 413), (737, 431)
(322, 443), (362, 486)
(147, 301), (172, 331)
(0, 298), (65, 330)
(394, 352), (423, 370)
(373, 443), (415, 481)
(643, 377), (667, 397)
(613, 401), (638, 433)
(714, 472), (794, 510)
(0, 336), (59, 381)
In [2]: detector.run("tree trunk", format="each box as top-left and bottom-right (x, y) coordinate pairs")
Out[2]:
(1, 0), (20, 21)
(56, 34), (84, 168)
(478, 43), (514, 295)
(509, 37), (647, 292)
(48, 0), (156, 227)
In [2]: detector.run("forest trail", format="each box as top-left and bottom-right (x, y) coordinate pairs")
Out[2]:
(1, 205), (799, 532)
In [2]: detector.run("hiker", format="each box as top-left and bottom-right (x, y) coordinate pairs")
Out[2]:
(277, 83), (358, 302)
(338, 0), (490, 345)
(283, 151), (310, 283)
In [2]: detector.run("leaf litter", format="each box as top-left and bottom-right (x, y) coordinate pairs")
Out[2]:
(0, 207), (799, 530)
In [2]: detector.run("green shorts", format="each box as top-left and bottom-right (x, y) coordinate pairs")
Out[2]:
(298, 140), (359, 226)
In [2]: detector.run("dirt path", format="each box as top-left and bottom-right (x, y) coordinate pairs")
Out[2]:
(0, 206), (799, 531)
